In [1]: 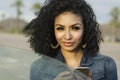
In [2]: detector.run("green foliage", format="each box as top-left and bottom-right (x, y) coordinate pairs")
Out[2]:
(109, 6), (120, 42)
(0, 25), (4, 31)
(10, 26), (23, 33)
(1, 26), (24, 34)
(32, 2), (41, 15)
(1, 13), (5, 20)
(32, 2), (41, 11)
(109, 6), (120, 27)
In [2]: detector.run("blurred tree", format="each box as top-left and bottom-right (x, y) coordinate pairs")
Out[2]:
(32, 2), (41, 15)
(109, 6), (120, 42)
(11, 0), (23, 19)
(0, 13), (5, 31)
(1, 13), (5, 20)
(11, 0), (24, 28)
(0, 13), (5, 23)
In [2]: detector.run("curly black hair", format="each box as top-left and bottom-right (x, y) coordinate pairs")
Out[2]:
(24, 0), (103, 58)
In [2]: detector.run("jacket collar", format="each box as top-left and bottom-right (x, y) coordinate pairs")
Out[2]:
(55, 50), (93, 67)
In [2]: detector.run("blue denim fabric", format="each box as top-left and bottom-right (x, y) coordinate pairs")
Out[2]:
(30, 55), (88, 80)
(56, 51), (118, 80)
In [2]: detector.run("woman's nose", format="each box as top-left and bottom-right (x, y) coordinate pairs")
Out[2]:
(64, 30), (72, 40)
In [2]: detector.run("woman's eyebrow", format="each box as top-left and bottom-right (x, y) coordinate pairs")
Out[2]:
(55, 24), (65, 27)
(55, 23), (82, 27)
(71, 23), (83, 27)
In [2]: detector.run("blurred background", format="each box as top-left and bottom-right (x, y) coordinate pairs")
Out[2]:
(0, 0), (120, 80)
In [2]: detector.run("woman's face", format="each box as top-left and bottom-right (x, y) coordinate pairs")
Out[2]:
(54, 12), (84, 52)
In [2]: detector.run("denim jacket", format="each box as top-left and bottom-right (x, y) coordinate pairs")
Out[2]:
(30, 52), (118, 80)
(30, 55), (89, 80)
(56, 51), (118, 80)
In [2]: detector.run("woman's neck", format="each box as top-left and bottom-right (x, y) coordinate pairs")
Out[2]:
(61, 49), (83, 68)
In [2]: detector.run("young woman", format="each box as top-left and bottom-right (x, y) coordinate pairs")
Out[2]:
(24, 0), (118, 80)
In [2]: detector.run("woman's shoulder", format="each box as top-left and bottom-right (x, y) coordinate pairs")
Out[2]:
(93, 54), (118, 80)
(89, 53), (117, 79)
(92, 53), (115, 62)
(91, 53), (117, 68)
(31, 54), (65, 68)
(30, 54), (69, 74)
(30, 55), (51, 72)
(30, 55), (69, 79)
(89, 53), (116, 66)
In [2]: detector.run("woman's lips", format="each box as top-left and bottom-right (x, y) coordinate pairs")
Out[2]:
(63, 42), (74, 47)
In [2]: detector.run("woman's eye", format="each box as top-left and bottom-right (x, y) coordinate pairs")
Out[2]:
(72, 26), (80, 30)
(56, 27), (64, 30)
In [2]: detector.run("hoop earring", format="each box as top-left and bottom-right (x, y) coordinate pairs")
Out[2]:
(82, 44), (86, 48)
(50, 43), (59, 49)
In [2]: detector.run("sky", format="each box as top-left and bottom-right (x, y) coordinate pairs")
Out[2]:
(0, 0), (120, 24)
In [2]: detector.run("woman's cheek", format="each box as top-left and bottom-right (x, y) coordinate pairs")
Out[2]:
(55, 32), (64, 41)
